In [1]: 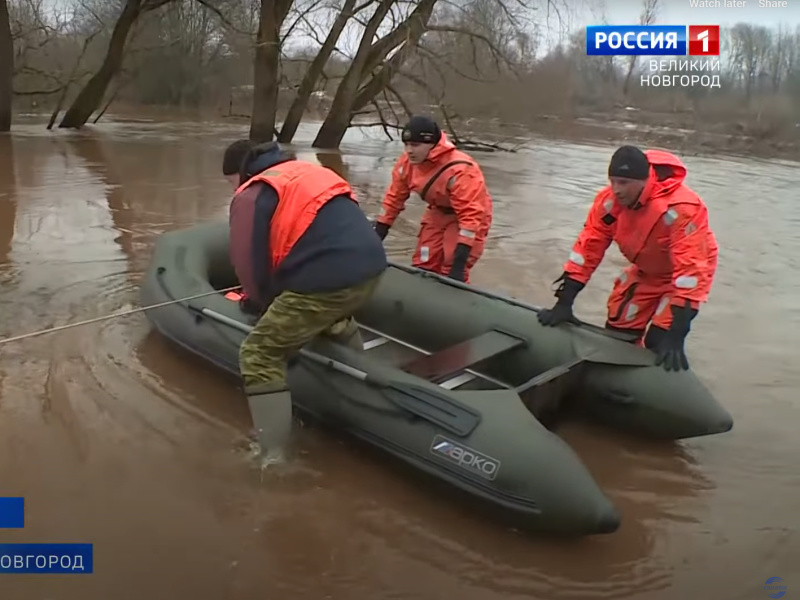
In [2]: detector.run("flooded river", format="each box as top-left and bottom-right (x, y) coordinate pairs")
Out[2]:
(0, 118), (798, 599)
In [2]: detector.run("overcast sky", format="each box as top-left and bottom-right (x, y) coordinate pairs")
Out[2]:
(574, 0), (799, 28)
(535, 0), (800, 51)
(44, 0), (800, 54)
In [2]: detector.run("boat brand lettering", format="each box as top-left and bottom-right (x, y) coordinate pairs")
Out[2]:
(430, 435), (500, 480)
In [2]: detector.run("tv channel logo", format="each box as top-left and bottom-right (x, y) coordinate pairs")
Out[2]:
(0, 497), (93, 574)
(586, 25), (719, 56)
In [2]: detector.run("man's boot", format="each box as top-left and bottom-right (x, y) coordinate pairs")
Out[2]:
(244, 382), (293, 462)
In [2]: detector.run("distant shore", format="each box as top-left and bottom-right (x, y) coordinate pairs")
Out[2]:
(10, 103), (800, 164)
(492, 110), (800, 164)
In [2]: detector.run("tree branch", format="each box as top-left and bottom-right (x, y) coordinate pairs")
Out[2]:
(426, 24), (519, 75)
(386, 83), (413, 119)
(361, 0), (436, 77)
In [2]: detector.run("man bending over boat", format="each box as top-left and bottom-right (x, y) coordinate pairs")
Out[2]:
(222, 139), (388, 460)
(537, 145), (718, 372)
(373, 116), (493, 283)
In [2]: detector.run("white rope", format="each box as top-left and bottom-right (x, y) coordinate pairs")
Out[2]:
(0, 285), (242, 347)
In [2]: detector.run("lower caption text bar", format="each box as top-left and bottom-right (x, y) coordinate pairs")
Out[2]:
(0, 543), (93, 573)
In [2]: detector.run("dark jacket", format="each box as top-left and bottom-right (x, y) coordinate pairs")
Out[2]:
(229, 145), (387, 310)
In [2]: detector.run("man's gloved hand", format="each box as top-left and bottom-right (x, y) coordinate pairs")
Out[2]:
(447, 243), (471, 282)
(374, 221), (390, 241)
(537, 273), (585, 327)
(239, 292), (265, 317)
(654, 303), (697, 372)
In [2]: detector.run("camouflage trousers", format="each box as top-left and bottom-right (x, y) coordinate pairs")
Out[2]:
(239, 275), (382, 390)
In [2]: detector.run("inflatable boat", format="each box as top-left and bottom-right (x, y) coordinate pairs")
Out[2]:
(139, 220), (732, 536)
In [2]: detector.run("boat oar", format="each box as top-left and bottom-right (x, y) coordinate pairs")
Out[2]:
(188, 305), (482, 437)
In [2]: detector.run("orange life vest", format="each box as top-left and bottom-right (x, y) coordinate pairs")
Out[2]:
(235, 160), (356, 268)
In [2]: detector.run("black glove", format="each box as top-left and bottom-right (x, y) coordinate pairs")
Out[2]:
(447, 243), (471, 282)
(374, 221), (390, 241)
(654, 303), (697, 372)
(537, 273), (585, 327)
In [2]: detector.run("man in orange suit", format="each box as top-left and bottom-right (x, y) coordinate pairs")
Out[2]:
(373, 116), (493, 283)
(538, 145), (719, 372)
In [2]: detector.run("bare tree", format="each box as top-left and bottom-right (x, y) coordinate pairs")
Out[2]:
(10, 0), (91, 109)
(400, 0), (532, 118)
(312, 0), (438, 149)
(58, 0), (176, 128)
(622, 0), (658, 96)
(248, 0), (293, 141)
(766, 24), (792, 92)
(0, 0), (797, 150)
(727, 22), (772, 103)
(0, 0), (12, 130)
(277, 0), (360, 143)
(123, 0), (229, 107)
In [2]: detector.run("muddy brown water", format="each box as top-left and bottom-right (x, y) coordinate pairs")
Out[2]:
(0, 118), (798, 599)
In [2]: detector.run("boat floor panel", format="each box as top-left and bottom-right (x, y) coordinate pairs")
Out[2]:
(401, 329), (526, 383)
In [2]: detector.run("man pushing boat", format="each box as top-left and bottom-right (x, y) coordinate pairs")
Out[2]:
(373, 116), (493, 283)
(537, 145), (719, 373)
(222, 139), (388, 460)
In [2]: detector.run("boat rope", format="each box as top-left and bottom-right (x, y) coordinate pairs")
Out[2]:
(0, 285), (242, 347)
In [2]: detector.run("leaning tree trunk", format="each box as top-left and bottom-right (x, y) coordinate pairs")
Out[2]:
(312, 0), (435, 149)
(0, 0), (13, 132)
(622, 56), (638, 96)
(58, 0), (144, 129)
(277, 0), (356, 144)
(311, 0), (396, 149)
(249, 0), (292, 142)
(310, 98), (352, 150)
(351, 32), (427, 114)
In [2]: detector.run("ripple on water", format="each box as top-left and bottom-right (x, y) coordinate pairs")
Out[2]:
(1, 122), (799, 600)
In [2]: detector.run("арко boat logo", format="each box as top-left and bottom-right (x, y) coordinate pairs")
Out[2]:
(430, 434), (500, 480)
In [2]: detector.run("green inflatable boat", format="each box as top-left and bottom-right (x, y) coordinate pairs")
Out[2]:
(139, 220), (732, 536)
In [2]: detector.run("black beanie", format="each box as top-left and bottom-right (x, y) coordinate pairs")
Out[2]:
(402, 116), (441, 144)
(223, 139), (255, 175)
(608, 145), (650, 180)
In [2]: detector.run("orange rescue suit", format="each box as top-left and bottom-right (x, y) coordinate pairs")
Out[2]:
(376, 132), (492, 282)
(564, 149), (718, 332)
(235, 159), (356, 268)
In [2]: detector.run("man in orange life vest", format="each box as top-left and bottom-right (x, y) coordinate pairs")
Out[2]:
(537, 145), (718, 372)
(373, 116), (492, 283)
(223, 140), (387, 459)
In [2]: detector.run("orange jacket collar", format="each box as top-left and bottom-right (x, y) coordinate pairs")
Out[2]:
(637, 149), (688, 206)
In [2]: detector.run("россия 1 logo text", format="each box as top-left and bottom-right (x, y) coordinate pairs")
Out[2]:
(586, 25), (720, 56)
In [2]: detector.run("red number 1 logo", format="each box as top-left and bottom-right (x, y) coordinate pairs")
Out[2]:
(688, 25), (720, 56)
